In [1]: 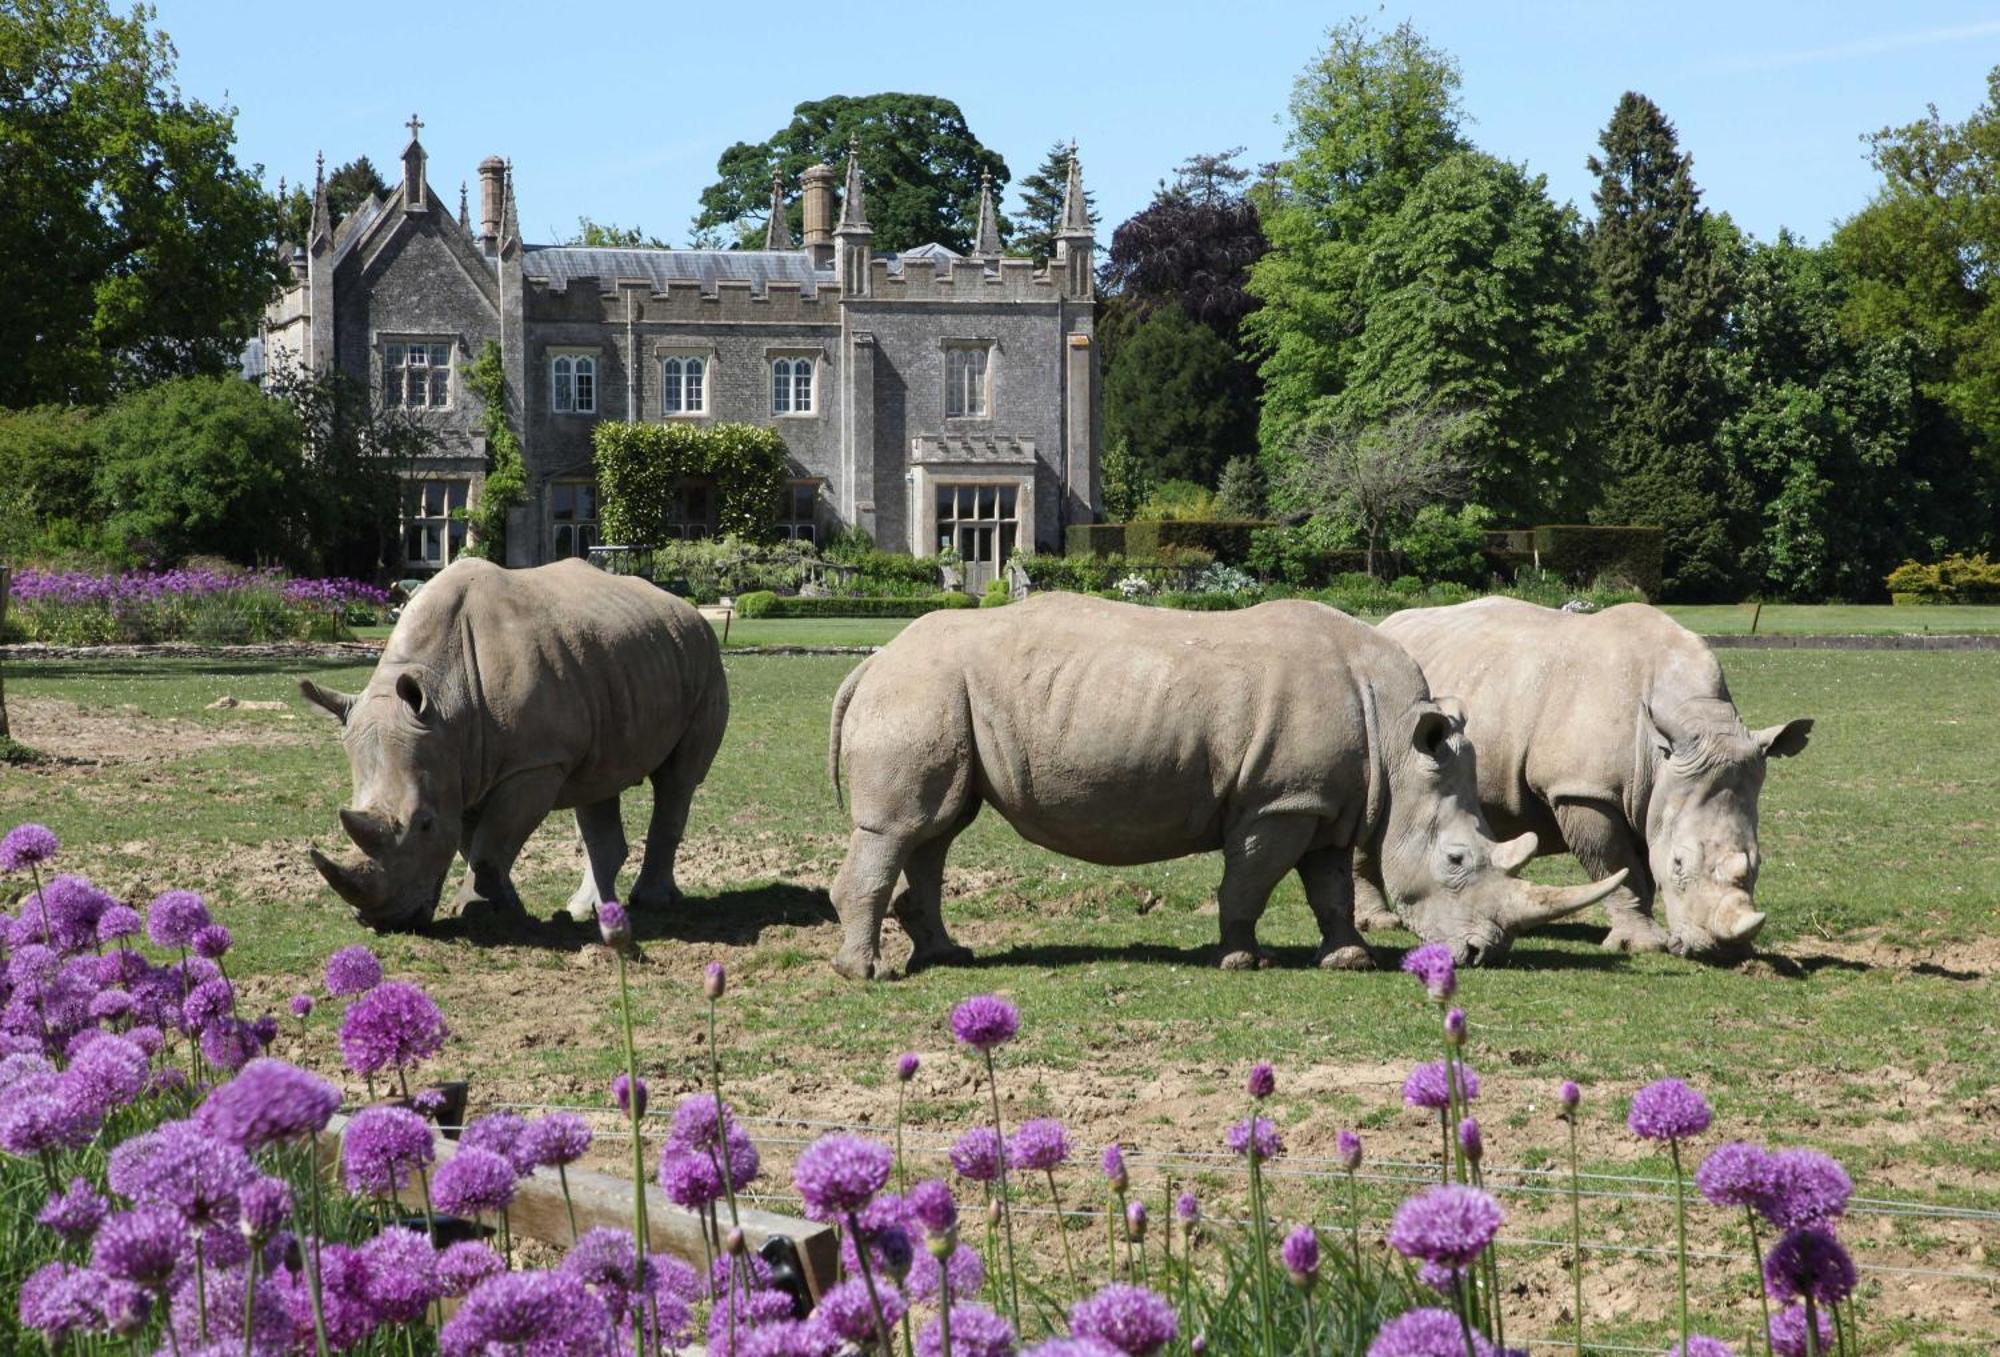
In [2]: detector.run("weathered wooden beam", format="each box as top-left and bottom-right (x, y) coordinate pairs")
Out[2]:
(317, 1112), (837, 1296)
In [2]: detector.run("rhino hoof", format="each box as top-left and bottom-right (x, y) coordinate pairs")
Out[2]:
(908, 944), (975, 973)
(630, 884), (683, 912)
(1602, 926), (1669, 954)
(1354, 910), (1402, 933)
(831, 948), (887, 982)
(1218, 948), (1271, 972)
(1317, 944), (1376, 972)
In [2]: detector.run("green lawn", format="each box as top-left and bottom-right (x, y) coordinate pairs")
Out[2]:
(2, 646), (1994, 1348)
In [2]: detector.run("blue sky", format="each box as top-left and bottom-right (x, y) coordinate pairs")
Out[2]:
(152, 1), (2000, 248)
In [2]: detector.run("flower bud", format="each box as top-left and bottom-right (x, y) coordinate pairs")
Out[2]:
(1191, 1336), (1207, 1354)
(897, 1052), (920, 1083)
(1458, 1116), (1483, 1165)
(1444, 1007), (1467, 1047)
(1338, 1130), (1363, 1173)
(1125, 1199), (1148, 1242)
(927, 1225), (959, 1260)
(596, 900), (631, 948)
(704, 961), (727, 1000)
(1559, 1079), (1581, 1121)
(725, 1227), (746, 1256)
(1247, 1061), (1276, 1100)
(987, 1198), (1003, 1227)
(1101, 1144), (1128, 1193)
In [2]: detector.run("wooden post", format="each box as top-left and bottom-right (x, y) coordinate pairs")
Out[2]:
(317, 1112), (838, 1295)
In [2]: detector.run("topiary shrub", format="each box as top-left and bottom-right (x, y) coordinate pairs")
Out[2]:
(595, 421), (789, 545)
(735, 589), (778, 618)
(1885, 553), (2000, 604)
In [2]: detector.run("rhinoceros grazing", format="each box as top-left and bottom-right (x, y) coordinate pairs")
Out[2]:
(300, 558), (728, 931)
(1377, 598), (1811, 959)
(824, 594), (1626, 979)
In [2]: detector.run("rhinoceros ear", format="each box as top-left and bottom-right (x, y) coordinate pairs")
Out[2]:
(1410, 704), (1456, 759)
(298, 679), (357, 724)
(1754, 717), (1813, 759)
(394, 672), (431, 720)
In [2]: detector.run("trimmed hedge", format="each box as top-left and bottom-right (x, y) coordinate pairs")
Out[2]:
(595, 421), (789, 544)
(1122, 518), (1272, 563)
(1531, 525), (1664, 598)
(734, 591), (976, 619)
(1066, 524), (1127, 557)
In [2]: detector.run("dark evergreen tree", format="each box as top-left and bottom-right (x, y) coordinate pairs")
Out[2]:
(1013, 141), (1095, 262)
(1585, 92), (1744, 599)
(1103, 302), (1258, 487)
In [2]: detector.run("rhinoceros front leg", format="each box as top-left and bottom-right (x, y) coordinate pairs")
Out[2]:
(1551, 797), (1666, 953)
(566, 797), (629, 923)
(630, 710), (725, 912)
(452, 769), (566, 921)
(1351, 842), (1402, 932)
(830, 827), (910, 981)
(1298, 846), (1375, 971)
(1216, 813), (1317, 970)
(891, 832), (976, 972)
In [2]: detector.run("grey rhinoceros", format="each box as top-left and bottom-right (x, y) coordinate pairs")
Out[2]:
(824, 593), (1626, 979)
(301, 558), (728, 930)
(1376, 598), (1812, 959)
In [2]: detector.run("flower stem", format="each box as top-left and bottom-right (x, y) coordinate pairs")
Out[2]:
(194, 1231), (209, 1343)
(705, 997), (742, 1231)
(1745, 1207), (1772, 1357)
(614, 950), (650, 1261)
(981, 1048), (1021, 1330)
(1803, 1295), (1821, 1357)
(1568, 1117), (1585, 1357)
(559, 1163), (579, 1243)
(846, 1209), (897, 1355)
(302, 1131), (331, 1357)
(1452, 1270), (1480, 1357)
(1245, 1121), (1276, 1357)
(1346, 1168), (1363, 1276)
(895, 1081), (908, 1196)
(242, 1246), (258, 1357)
(1046, 1168), (1081, 1298)
(1669, 1139), (1690, 1353)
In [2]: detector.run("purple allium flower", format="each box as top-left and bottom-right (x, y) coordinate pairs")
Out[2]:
(1416, 1260), (1463, 1295)
(951, 1124), (1003, 1182)
(1175, 1192), (1199, 1223)
(1458, 1117), (1483, 1164)
(276, 1240), (377, 1348)
(596, 900), (630, 947)
(1400, 943), (1457, 1002)
(1628, 1078), (1713, 1142)
(1444, 1007), (1467, 1046)
(1007, 1117), (1071, 1172)
(665, 1091), (734, 1152)
(8, 940), (58, 986)
(1768, 1302), (1836, 1357)
(658, 1147), (723, 1209)
(1666, 1341), (1737, 1357)
(0, 823), (59, 872)
(38, 1177), (108, 1244)
(18, 1262), (149, 1341)
(87, 990), (133, 1023)
(795, 1133), (894, 1220)
(741, 1319), (834, 1357)
(1281, 1225), (1320, 1282)
(1102, 1142), (1129, 1190)
(908, 1177), (958, 1235)
(32, 875), (113, 952)
(1697, 1142), (1777, 1210)
(190, 924), (232, 960)
(461, 1111), (530, 1171)
(1126, 1200), (1148, 1241)
(340, 1105), (435, 1195)
(338, 980), (447, 1075)
(197, 1058), (339, 1149)
(703, 960), (726, 999)
(167, 1264), (289, 1354)
(1247, 1061), (1276, 1099)
(950, 994), (1020, 1051)
(324, 945), (383, 996)
(65, 1033), (149, 1114)
(1367, 1307), (1499, 1357)
(1762, 1223), (1857, 1305)
(145, 891), (209, 949)
(817, 1277), (908, 1344)
(432, 1147), (517, 1218)
(920, 1302), (1017, 1357)
(438, 1269), (616, 1355)
(361, 1226), (442, 1324)
(1024, 1344), (1124, 1357)
(1388, 1184), (1505, 1268)
(611, 1073), (647, 1118)
(199, 1016), (259, 1072)
(1339, 1130), (1364, 1171)
(0, 1051), (54, 1091)
(704, 1288), (795, 1351)
(0, 1072), (97, 1155)
(898, 1051), (921, 1082)
(1069, 1282), (1179, 1356)
(106, 1119), (252, 1228)
(559, 1226), (643, 1296)
(90, 1207), (185, 1288)
(907, 1238), (985, 1304)
(1403, 1061), (1480, 1111)
(238, 1175), (292, 1240)
(250, 1014), (278, 1049)
(95, 905), (142, 946)
(1225, 1115), (1283, 1161)
(1559, 1080), (1581, 1116)
(289, 993), (313, 1019)
(436, 1240), (506, 1297)
(1763, 1148), (1853, 1229)
(521, 1111), (593, 1168)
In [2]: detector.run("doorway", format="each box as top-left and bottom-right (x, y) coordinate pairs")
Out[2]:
(935, 482), (1020, 591)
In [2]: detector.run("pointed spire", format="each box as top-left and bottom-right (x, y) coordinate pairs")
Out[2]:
(309, 150), (331, 248)
(499, 159), (521, 255)
(1059, 140), (1090, 234)
(837, 138), (869, 232)
(974, 168), (1001, 260)
(764, 168), (794, 250)
(458, 180), (470, 230)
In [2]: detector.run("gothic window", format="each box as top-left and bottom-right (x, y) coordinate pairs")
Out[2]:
(661, 355), (707, 415)
(776, 479), (819, 544)
(385, 342), (452, 409)
(403, 478), (469, 566)
(550, 480), (599, 559)
(945, 344), (990, 418)
(772, 357), (814, 415)
(552, 354), (596, 414)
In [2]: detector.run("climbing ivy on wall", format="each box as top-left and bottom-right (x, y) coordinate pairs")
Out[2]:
(593, 422), (790, 545)
(462, 342), (526, 560)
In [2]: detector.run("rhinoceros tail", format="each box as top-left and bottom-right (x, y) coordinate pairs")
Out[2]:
(829, 656), (872, 810)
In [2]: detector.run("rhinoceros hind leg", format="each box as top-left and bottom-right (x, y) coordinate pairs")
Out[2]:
(1215, 813), (1316, 969)
(568, 798), (630, 922)
(831, 826), (910, 981)
(893, 833), (975, 971)
(1298, 846), (1376, 971)
(632, 688), (728, 911)
(1550, 799), (1665, 952)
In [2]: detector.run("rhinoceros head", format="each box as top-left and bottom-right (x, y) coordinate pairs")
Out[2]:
(301, 674), (463, 931)
(1380, 699), (1629, 966)
(1645, 698), (1812, 959)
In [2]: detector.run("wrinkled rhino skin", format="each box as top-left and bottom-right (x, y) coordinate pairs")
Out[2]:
(302, 558), (728, 931)
(825, 594), (1625, 980)
(1378, 598), (1811, 959)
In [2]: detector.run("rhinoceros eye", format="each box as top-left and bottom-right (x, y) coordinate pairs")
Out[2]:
(1445, 849), (1467, 869)
(414, 812), (436, 835)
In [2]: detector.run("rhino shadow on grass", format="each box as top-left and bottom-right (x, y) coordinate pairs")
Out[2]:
(966, 937), (1635, 975)
(425, 882), (834, 952)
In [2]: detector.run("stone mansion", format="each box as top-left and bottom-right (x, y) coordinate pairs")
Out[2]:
(260, 120), (1101, 584)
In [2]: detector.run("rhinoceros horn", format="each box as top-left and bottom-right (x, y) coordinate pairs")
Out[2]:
(1714, 887), (1767, 944)
(338, 808), (397, 856)
(1500, 867), (1631, 932)
(299, 680), (359, 724)
(309, 846), (375, 911)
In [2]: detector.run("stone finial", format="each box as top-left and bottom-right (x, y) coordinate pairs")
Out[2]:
(837, 138), (870, 233)
(458, 180), (470, 230)
(499, 159), (521, 256)
(764, 167), (794, 250)
(974, 168), (1001, 260)
(406, 112), (425, 144)
(309, 150), (331, 248)
(1059, 140), (1090, 234)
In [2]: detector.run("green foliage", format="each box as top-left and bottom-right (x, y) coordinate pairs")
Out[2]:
(736, 592), (974, 619)
(459, 342), (527, 561)
(567, 217), (669, 248)
(1123, 518), (1267, 564)
(1099, 438), (1152, 524)
(1133, 479), (1223, 521)
(1104, 303), (1259, 489)
(843, 551), (950, 597)
(265, 366), (434, 578)
(1585, 93), (1743, 600)
(0, 405), (113, 565)
(597, 537), (819, 604)
(1392, 503), (1493, 586)
(1012, 141), (1094, 262)
(734, 589), (779, 618)
(1884, 553), (2000, 603)
(979, 577), (1012, 607)
(694, 93), (1008, 254)
(1245, 518), (1368, 587)
(1531, 525), (1664, 599)
(0, 0), (281, 405)
(274, 157), (388, 247)
(594, 421), (789, 546)
(1216, 455), (1267, 519)
(1064, 524), (1127, 558)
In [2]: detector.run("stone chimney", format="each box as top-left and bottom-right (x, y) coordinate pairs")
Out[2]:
(478, 156), (507, 255)
(800, 162), (837, 268)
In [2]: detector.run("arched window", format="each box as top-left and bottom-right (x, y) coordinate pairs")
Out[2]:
(552, 356), (573, 412)
(662, 355), (707, 415)
(551, 354), (597, 414)
(772, 357), (813, 414)
(572, 355), (595, 413)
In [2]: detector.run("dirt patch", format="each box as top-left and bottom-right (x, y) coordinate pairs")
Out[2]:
(6, 696), (308, 765)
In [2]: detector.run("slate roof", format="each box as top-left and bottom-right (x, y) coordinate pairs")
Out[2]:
(522, 246), (829, 295)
